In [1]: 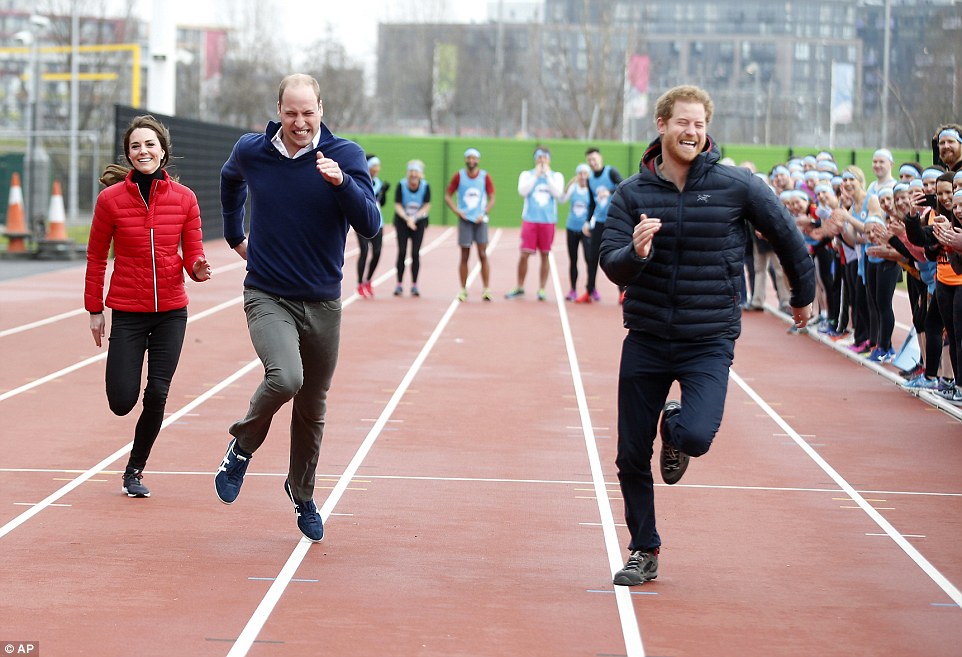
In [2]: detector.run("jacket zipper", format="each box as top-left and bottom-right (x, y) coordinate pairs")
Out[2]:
(140, 180), (159, 312)
(150, 227), (158, 311)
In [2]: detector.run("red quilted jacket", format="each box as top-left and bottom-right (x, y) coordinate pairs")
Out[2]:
(84, 170), (206, 313)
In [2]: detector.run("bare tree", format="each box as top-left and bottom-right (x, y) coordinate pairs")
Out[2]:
(300, 28), (372, 133)
(212, 0), (291, 131)
(537, 1), (635, 140)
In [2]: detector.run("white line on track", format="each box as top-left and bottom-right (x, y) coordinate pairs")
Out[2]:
(0, 260), (249, 339)
(3, 467), (959, 499)
(0, 358), (261, 540)
(729, 369), (962, 608)
(0, 229), (445, 403)
(0, 228), (456, 537)
(547, 252), (646, 657)
(224, 228), (498, 657)
(0, 296), (243, 402)
(0, 308), (87, 338)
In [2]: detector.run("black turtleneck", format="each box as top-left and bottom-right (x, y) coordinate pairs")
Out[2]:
(131, 168), (165, 206)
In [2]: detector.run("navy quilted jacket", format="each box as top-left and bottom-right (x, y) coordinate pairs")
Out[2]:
(600, 136), (815, 341)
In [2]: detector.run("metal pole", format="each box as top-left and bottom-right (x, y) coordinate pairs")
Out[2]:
(69, 3), (79, 223)
(881, 0), (891, 146)
(24, 32), (37, 227)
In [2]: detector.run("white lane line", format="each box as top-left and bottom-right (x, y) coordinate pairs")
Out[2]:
(0, 229), (460, 539)
(4, 468), (959, 499)
(729, 369), (962, 608)
(0, 308), (87, 337)
(0, 359), (261, 540)
(0, 260), (249, 339)
(548, 252), (646, 657)
(0, 229), (454, 403)
(225, 229), (501, 657)
(0, 295), (243, 403)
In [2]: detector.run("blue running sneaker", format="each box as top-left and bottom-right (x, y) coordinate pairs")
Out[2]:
(284, 479), (324, 542)
(866, 347), (885, 361)
(901, 374), (940, 390)
(215, 438), (251, 504)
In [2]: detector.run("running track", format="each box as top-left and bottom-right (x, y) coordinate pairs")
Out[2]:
(0, 227), (960, 657)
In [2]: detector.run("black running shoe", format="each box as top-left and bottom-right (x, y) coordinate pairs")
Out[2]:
(122, 467), (150, 498)
(613, 548), (659, 586)
(659, 400), (690, 485)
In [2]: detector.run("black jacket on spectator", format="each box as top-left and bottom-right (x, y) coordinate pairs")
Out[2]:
(601, 136), (815, 342)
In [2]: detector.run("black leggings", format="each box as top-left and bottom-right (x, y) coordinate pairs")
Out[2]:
(566, 228), (589, 291)
(395, 218), (427, 284)
(865, 259), (900, 351)
(935, 281), (962, 382)
(923, 292), (944, 378)
(106, 308), (188, 471)
(356, 229), (383, 283)
(585, 224), (604, 293)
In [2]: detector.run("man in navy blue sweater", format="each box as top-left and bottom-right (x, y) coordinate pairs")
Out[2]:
(215, 73), (381, 542)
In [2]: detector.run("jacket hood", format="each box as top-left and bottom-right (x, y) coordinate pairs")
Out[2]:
(639, 135), (719, 177)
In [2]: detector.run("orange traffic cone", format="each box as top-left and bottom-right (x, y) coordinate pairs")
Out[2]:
(44, 180), (68, 241)
(3, 172), (30, 253)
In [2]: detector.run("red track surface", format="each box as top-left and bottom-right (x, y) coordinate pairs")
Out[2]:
(1, 227), (959, 657)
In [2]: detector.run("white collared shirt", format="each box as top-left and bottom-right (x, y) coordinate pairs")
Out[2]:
(271, 127), (321, 159)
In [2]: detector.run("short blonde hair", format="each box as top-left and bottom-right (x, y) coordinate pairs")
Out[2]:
(655, 85), (714, 124)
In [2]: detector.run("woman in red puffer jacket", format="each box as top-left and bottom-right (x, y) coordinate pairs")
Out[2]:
(84, 115), (211, 499)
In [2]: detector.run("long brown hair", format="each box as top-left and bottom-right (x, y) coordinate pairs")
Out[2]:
(99, 115), (173, 186)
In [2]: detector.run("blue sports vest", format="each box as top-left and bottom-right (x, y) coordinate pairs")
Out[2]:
(457, 169), (488, 222)
(566, 185), (590, 232)
(588, 166), (617, 224)
(522, 171), (559, 224)
(399, 180), (429, 218)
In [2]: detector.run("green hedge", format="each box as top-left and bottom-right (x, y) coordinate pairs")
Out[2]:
(347, 134), (928, 228)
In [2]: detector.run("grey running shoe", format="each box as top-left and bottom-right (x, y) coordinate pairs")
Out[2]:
(122, 467), (150, 498)
(659, 400), (690, 485)
(613, 548), (659, 586)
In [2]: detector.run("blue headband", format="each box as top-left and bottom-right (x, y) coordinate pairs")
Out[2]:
(939, 128), (962, 144)
(576, 163), (590, 175)
(814, 183), (832, 195)
(899, 165), (921, 178)
(893, 183), (910, 194)
(534, 149), (550, 161)
(842, 171), (857, 180)
(955, 170), (962, 181)
(874, 148), (894, 162)
(407, 161), (424, 173)
(367, 156), (380, 167)
(909, 179), (924, 188)
(464, 148), (480, 158)
(955, 189), (962, 199)
(922, 168), (942, 181)
(878, 186), (894, 198)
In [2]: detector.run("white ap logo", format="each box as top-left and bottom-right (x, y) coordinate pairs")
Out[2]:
(697, 194), (711, 203)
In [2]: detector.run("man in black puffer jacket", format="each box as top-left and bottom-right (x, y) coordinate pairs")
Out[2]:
(601, 85), (816, 587)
